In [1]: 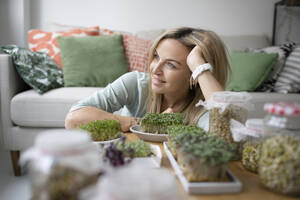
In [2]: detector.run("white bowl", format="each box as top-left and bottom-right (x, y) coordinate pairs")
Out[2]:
(93, 133), (124, 148)
(130, 125), (167, 142)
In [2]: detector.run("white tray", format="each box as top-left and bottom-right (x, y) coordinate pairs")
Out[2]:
(163, 142), (242, 194)
(130, 144), (162, 168)
(130, 125), (167, 142)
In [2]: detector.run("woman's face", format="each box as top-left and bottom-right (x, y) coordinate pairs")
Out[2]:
(150, 38), (191, 97)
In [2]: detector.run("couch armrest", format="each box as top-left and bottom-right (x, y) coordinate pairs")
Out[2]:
(0, 54), (28, 148)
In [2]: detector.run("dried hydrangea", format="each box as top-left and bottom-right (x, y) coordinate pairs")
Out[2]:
(259, 135), (300, 195)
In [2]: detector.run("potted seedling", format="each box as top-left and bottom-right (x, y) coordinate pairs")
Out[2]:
(141, 113), (184, 134)
(104, 137), (162, 168)
(167, 125), (207, 159)
(175, 133), (236, 182)
(79, 119), (123, 146)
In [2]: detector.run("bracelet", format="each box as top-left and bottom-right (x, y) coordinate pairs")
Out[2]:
(191, 63), (213, 80)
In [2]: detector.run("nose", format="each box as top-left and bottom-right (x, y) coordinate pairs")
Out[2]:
(151, 60), (163, 74)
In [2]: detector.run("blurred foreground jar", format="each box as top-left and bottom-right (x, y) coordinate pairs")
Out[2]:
(263, 102), (300, 135)
(242, 119), (264, 173)
(20, 129), (102, 200)
(259, 102), (300, 196)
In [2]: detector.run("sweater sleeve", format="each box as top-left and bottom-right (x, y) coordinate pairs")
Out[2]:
(69, 71), (148, 114)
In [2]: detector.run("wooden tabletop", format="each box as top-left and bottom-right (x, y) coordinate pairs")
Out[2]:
(125, 133), (298, 200)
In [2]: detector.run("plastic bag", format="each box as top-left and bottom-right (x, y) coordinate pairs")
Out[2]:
(197, 91), (254, 144)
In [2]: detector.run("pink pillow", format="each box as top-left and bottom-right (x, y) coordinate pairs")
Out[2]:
(100, 29), (152, 72)
(28, 26), (100, 68)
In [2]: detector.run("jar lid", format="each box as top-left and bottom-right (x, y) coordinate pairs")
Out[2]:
(35, 129), (92, 156)
(264, 102), (300, 116)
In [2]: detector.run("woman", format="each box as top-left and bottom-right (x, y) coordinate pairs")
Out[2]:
(65, 27), (230, 132)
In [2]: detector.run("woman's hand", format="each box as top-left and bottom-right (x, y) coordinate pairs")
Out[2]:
(162, 107), (174, 113)
(186, 46), (206, 72)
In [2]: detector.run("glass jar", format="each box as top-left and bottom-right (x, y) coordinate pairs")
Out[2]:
(263, 102), (300, 135)
(258, 102), (300, 196)
(20, 129), (102, 200)
(242, 118), (264, 173)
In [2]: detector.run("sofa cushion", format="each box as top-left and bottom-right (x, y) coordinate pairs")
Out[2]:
(1, 45), (64, 94)
(122, 34), (152, 72)
(11, 87), (101, 127)
(226, 51), (278, 91)
(59, 35), (128, 87)
(244, 42), (295, 92)
(274, 45), (300, 93)
(28, 26), (100, 68)
(100, 29), (152, 72)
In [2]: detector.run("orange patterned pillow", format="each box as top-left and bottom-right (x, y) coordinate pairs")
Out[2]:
(28, 26), (100, 68)
(123, 34), (153, 72)
(101, 29), (152, 72)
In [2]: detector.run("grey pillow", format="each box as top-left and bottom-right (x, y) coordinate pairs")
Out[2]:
(1, 45), (64, 94)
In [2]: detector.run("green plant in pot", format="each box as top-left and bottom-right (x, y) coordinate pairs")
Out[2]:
(167, 125), (207, 159)
(175, 133), (236, 182)
(116, 139), (153, 158)
(141, 113), (184, 134)
(79, 119), (122, 141)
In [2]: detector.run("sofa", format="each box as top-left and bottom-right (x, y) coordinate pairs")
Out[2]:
(1, 28), (300, 176)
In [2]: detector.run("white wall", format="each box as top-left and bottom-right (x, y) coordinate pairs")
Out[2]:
(0, 0), (279, 47)
(0, 0), (30, 47)
(30, 0), (277, 37)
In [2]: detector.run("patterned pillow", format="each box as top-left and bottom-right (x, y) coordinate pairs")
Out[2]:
(28, 26), (100, 68)
(245, 42), (295, 92)
(1, 45), (63, 94)
(274, 45), (300, 93)
(101, 29), (152, 72)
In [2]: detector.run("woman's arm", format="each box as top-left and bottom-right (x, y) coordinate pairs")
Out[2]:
(65, 72), (144, 132)
(65, 106), (135, 132)
(187, 46), (224, 100)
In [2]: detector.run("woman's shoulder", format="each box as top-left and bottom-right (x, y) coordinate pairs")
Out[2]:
(119, 71), (149, 85)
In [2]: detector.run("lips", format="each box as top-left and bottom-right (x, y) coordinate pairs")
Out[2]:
(152, 77), (166, 85)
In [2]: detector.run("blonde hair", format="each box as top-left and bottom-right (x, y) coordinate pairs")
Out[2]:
(146, 27), (230, 125)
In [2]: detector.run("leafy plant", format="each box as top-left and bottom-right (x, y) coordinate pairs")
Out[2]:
(176, 133), (236, 167)
(167, 125), (207, 157)
(168, 125), (207, 144)
(103, 136), (153, 167)
(79, 119), (122, 141)
(141, 113), (184, 134)
(116, 139), (152, 158)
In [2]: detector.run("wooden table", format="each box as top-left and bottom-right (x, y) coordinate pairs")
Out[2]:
(125, 133), (299, 200)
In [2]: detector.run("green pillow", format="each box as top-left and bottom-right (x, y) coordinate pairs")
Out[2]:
(59, 35), (128, 87)
(226, 51), (278, 91)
